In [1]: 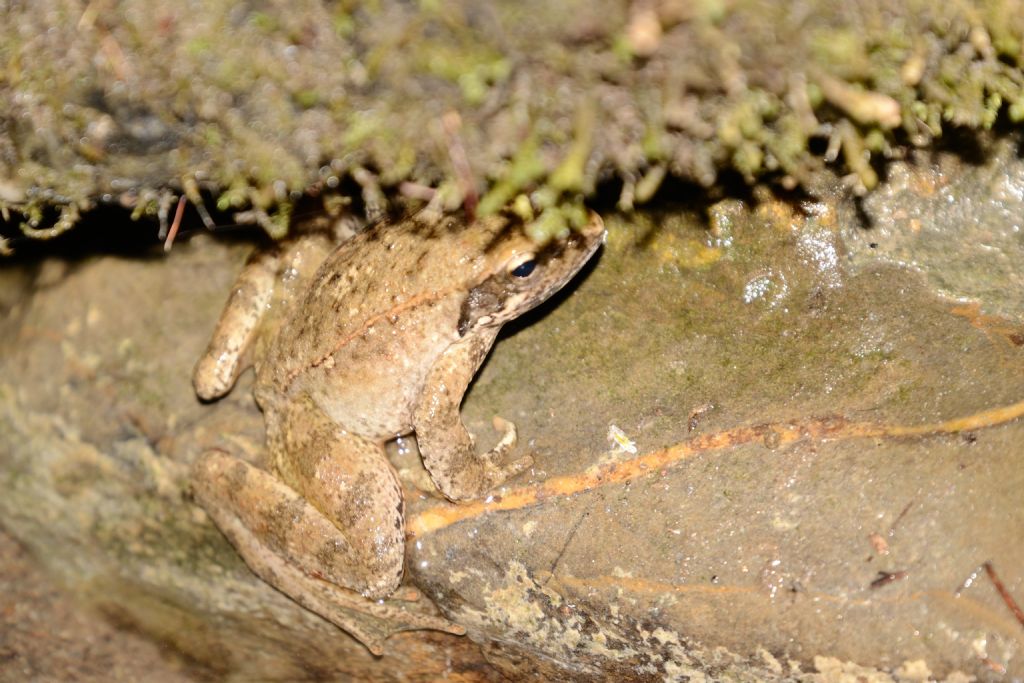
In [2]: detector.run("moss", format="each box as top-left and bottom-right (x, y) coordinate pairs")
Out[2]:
(478, 134), (547, 217)
(548, 103), (596, 194)
(1, 0), (1023, 244)
(415, 39), (511, 106)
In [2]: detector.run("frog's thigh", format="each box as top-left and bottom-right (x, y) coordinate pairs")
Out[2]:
(192, 451), (461, 655)
(191, 449), (399, 600)
(275, 394), (407, 597)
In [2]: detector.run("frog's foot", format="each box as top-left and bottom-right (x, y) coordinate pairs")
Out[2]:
(481, 416), (533, 488)
(416, 408), (534, 501)
(191, 451), (465, 655)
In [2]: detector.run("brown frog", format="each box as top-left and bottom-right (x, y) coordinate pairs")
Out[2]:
(191, 210), (604, 654)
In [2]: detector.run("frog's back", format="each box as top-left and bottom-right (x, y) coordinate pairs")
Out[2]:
(259, 213), (503, 400)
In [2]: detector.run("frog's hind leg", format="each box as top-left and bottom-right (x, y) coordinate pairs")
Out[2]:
(192, 443), (465, 655)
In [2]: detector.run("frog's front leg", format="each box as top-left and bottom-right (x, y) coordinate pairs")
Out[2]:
(193, 249), (280, 400)
(413, 332), (534, 502)
(191, 396), (465, 655)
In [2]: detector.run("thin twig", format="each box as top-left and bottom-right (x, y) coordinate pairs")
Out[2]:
(441, 111), (478, 220)
(983, 561), (1024, 628)
(164, 195), (186, 252)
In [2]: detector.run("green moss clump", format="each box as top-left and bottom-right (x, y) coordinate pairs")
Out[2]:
(1, 1), (1022, 243)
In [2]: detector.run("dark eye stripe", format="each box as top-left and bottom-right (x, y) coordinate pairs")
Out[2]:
(511, 260), (536, 277)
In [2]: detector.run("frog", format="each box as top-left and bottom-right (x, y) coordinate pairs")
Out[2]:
(190, 209), (605, 654)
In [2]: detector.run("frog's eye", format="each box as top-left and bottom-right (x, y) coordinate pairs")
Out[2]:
(510, 259), (537, 278)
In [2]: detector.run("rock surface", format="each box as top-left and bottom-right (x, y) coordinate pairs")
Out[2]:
(2, 143), (1024, 681)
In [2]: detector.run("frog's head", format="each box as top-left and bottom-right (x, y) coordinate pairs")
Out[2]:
(458, 211), (605, 335)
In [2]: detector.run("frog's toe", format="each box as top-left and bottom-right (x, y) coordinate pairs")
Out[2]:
(390, 585), (423, 602)
(343, 597), (466, 656)
(489, 415), (518, 453)
(491, 415), (517, 438)
(483, 452), (534, 489)
(491, 418), (518, 451)
(505, 453), (534, 477)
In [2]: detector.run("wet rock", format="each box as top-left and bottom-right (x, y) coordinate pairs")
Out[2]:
(2, 148), (1023, 679)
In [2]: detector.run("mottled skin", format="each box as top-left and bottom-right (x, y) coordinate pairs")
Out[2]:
(191, 210), (604, 654)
